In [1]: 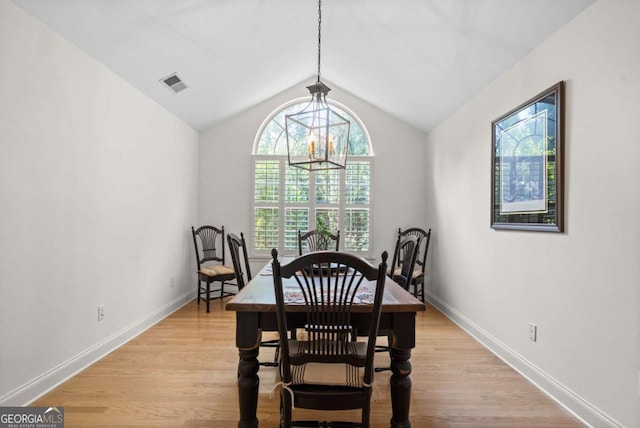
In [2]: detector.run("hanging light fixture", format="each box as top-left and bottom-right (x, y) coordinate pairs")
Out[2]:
(285, 0), (351, 171)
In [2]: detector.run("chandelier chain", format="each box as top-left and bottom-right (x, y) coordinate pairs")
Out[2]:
(317, 0), (322, 83)
(284, 0), (350, 171)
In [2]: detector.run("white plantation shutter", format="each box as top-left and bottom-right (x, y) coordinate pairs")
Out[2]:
(253, 160), (280, 250)
(253, 207), (279, 250)
(315, 169), (340, 204)
(343, 162), (371, 252)
(345, 162), (370, 204)
(284, 167), (310, 250)
(284, 208), (309, 250)
(252, 157), (372, 256)
(344, 208), (370, 252)
(285, 167), (309, 204)
(254, 160), (279, 203)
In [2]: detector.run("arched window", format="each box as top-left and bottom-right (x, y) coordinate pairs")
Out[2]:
(252, 99), (373, 257)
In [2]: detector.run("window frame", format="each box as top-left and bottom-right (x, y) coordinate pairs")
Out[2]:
(251, 98), (373, 259)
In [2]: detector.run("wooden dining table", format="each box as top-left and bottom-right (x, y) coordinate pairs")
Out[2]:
(225, 257), (426, 428)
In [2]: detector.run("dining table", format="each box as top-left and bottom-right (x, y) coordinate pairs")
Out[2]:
(225, 256), (426, 428)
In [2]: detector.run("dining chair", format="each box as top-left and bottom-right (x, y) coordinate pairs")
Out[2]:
(227, 231), (280, 367)
(406, 228), (431, 302)
(375, 234), (421, 373)
(191, 225), (236, 313)
(298, 229), (340, 255)
(389, 233), (422, 290)
(390, 227), (431, 301)
(271, 249), (388, 428)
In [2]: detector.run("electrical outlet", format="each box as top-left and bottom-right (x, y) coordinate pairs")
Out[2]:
(528, 322), (537, 342)
(170, 276), (175, 288)
(98, 305), (106, 321)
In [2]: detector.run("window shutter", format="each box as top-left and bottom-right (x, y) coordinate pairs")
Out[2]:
(254, 160), (280, 250)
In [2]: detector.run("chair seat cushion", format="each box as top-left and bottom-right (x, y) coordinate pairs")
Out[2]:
(287, 340), (367, 388)
(389, 266), (423, 279)
(199, 264), (235, 277)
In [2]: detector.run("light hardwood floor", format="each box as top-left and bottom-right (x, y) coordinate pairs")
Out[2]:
(34, 299), (583, 427)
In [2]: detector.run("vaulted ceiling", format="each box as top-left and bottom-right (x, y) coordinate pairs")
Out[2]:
(13, 0), (593, 132)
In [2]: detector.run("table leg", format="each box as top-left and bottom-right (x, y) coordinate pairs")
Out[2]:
(238, 347), (259, 428)
(236, 312), (261, 428)
(389, 312), (415, 428)
(389, 347), (412, 428)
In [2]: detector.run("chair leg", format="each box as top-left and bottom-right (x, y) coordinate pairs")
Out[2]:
(416, 282), (424, 302)
(206, 282), (211, 313)
(374, 332), (393, 372)
(196, 280), (201, 305)
(281, 391), (292, 428)
(361, 389), (371, 428)
(412, 278), (425, 303)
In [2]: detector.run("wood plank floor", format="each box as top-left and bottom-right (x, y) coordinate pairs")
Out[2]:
(33, 299), (584, 427)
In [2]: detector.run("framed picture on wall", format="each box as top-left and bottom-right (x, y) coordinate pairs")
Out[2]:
(491, 81), (565, 232)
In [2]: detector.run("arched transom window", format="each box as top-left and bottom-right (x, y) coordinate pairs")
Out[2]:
(252, 99), (373, 257)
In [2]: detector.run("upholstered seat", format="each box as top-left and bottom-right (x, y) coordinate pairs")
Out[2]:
(390, 266), (422, 281)
(199, 264), (235, 277)
(287, 340), (367, 387)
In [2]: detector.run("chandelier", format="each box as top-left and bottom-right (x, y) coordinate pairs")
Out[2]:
(285, 0), (351, 171)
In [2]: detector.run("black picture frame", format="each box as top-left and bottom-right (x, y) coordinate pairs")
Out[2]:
(491, 81), (565, 232)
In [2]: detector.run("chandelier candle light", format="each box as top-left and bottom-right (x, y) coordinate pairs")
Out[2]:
(285, 0), (351, 171)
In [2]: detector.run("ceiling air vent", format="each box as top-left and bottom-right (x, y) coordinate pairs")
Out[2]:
(160, 73), (187, 93)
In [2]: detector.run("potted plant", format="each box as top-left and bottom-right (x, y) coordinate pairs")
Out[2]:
(315, 216), (331, 251)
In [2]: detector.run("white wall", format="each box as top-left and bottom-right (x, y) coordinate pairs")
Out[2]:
(0, 1), (199, 404)
(198, 79), (429, 265)
(424, 0), (639, 426)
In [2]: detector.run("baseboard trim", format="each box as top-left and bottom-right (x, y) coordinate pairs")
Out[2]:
(0, 290), (195, 407)
(425, 292), (623, 428)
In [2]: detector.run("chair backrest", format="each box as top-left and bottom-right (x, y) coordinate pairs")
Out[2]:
(191, 225), (227, 270)
(400, 227), (431, 276)
(298, 229), (340, 255)
(227, 232), (252, 290)
(271, 249), (388, 385)
(389, 234), (421, 290)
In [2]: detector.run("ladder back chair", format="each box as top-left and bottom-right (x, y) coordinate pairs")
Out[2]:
(271, 249), (388, 428)
(390, 228), (431, 301)
(191, 225), (236, 312)
(409, 228), (431, 302)
(375, 234), (421, 372)
(227, 232), (280, 367)
(298, 229), (340, 255)
(389, 233), (422, 290)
